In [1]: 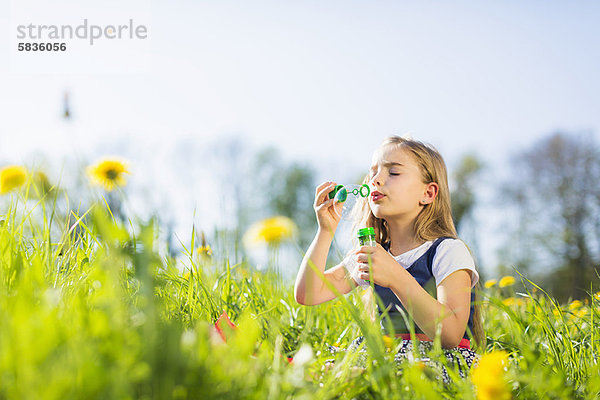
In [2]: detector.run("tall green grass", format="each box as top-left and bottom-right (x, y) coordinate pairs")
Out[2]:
(1, 191), (599, 399)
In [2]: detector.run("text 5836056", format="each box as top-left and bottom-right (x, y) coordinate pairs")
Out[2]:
(18, 42), (67, 51)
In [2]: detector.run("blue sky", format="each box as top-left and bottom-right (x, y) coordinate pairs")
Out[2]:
(1, 0), (599, 273)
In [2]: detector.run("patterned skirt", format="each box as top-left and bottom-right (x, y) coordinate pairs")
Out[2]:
(328, 336), (479, 383)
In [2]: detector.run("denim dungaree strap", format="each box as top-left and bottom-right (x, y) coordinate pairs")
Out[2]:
(374, 237), (475, 339)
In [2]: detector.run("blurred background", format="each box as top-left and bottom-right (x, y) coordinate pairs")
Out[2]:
(1, 0), (599, 301)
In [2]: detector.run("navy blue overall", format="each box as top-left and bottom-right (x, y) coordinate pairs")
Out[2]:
(374, 237), (475, 339)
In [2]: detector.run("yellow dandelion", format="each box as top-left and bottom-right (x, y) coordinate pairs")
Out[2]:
(498, 276), (516, 288)
(472, 350), (511, 400)
(516, 298), (525, 307)
(484, 279), (498, 289)
(382, 335), (394, 352)
(415, 360), (426, 371)
(0, 165), (27, 194)
(87, 158), (129, 191)
(502, 297), (516, 307)
(197, 232), (212, 257)
(552, 308), (561, 317)
(243, 216), (297, 247)
(197, 245), (212, 257)
(568, 300), (583, 310)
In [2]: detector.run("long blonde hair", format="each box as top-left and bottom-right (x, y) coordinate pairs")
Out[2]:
(353, 136), (456, 244)
(352, 135), (485, 348)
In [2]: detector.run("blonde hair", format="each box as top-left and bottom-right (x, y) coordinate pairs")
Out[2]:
(353, 136), (457, 245)
(352, 135), (485, 349)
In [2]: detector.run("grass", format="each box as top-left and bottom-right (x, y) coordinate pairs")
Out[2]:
(1, 189), (599, 399)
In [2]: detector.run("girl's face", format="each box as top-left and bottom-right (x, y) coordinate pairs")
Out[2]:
(368, 145), (434, 222)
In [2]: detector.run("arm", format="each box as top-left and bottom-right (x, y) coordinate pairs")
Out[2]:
(355, 243), (473, 348)
(294, 228), (356, 305)
(388, 269), (472, 348)
(294, 181), (356, 306)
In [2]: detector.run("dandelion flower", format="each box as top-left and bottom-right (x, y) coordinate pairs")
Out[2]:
(0, 165), (27, 194)
(382, 335), (394, 352)
(552, 308), (561, 317)
(568, 300), (582, 310)
(243, 216), (297, 247)
(498, 276), (516, 288)
(515, 298), (525, 307)
(472, 350), (511, 400)
(484, 279), (497, 289)
(87, 158), (129, 191)
(197, 245), (212, 257)
(502, 297), (516, 307)
(197, 232), (212, 257)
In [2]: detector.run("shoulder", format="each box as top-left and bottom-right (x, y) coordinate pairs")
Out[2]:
(436, 238), (474, 261)
(432, 238), (479, 287)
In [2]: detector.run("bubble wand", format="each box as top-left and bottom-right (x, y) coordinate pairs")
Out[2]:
(328, 183), (370, 202)
(328, 184), (371, 218)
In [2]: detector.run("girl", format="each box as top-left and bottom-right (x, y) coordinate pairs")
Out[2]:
(294, 136), (482, 379)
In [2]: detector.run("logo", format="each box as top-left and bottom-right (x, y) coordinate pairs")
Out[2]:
(16, 19), (148, 46)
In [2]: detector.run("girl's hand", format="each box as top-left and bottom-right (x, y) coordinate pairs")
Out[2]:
(355, 243), (399, 288)
(313, 181), (344, 234)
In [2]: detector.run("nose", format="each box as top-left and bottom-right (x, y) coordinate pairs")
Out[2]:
(370, 169), (384, 188)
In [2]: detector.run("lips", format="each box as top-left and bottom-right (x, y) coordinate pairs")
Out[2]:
(371, 190), (385, 202)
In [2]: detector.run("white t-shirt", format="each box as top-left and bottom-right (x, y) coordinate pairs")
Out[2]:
(343, 238), (479, 289)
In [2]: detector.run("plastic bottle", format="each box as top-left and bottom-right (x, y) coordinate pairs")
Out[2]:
(357, 227), (376, 247)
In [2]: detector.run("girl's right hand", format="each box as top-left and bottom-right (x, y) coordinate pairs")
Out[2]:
(313, 181), (344, 233)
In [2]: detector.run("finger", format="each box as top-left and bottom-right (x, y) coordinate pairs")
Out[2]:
(314, 181), (332, 205)
(355, 254), (368, 263)
(315, 182), (337, 205)
(315, 181), (332, 196)
(315, 198), (335, 211)
(357, 263), (370, 272)
(358, 272), (371, 281)
(355, 246), (375, 254)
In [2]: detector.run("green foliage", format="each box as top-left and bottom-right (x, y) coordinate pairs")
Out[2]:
(250, 147), (316, 249)
(451, 153), (484, 233)
(502, 132), (600, 301)
(1, 193), (599, 399)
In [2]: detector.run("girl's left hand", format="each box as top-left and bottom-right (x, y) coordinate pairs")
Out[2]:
(355, 243), (399, 288)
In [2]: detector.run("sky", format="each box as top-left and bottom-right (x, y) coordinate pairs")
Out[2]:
(1, 0), (599, 274)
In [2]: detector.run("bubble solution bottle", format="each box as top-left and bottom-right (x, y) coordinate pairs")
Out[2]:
(357, 227), (376, 247)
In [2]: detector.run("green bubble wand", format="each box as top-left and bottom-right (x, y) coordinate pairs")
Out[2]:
(328, 183), (371, 218)
(328, 184), (371, 202)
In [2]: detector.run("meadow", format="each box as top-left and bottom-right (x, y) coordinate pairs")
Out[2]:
(0, 163), (599, 399)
